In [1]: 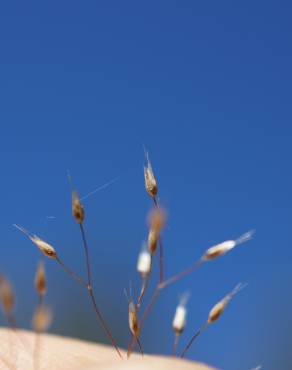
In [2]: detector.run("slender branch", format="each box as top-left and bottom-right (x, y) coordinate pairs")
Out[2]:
(135, 336), (144, 356)
(137, 275), (150, 309)
(140, 259), (203, 332)
(88, 287), (123, 359)
(79, 223), (123, 359)
(129, 258), (204, 355)
(173, 334), (179, 356)
(127, 333), (135, 358)
(56, 257), (88, 288)
(79, 224), (92, 287)
(180, 323), (208, 358)
(153, 197), (164, 283)
(139, 287), (161, 331)
(160, 259), (203, 289)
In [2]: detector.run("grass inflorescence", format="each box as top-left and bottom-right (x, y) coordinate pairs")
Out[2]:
(1, 150), (255, 368)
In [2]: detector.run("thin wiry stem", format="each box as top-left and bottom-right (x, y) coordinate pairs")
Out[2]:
(153, 197), (164, 284)
(139, 286), (161, 331)
(180, 323), (208, 358)
(173, 334), (180, 356)
(135, 336), (144, 356)
(127, 334), (135, 359)
(129, 257), (203, 355)
(79, 223), (123, 359)
(140, 259), (203, 331)
(55, 257), (88, 288)
(137, 275), (150, 309)
(79, 224), (92, 288)
(160, 259), (203, 289)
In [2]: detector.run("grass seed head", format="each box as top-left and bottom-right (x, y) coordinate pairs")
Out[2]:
(172, 293), (190, 335)
(137, 243), (152, 277)
(144, 151), (158, 198)
(207, 283), (247, 324)
(129, 301), (139, 336)
(32, 305), (53, 333)
(14, 224), (57, 259)
(147, 207), (166, 254)
(0, 275), (14, 314)
(203, 240), (236, 260)
(203, 230), (255, 261)
(72, 191), (85, 224)
(35, 261), (46, 296)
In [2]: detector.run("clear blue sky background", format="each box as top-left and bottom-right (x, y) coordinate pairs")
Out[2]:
(0, 1), (291, 369)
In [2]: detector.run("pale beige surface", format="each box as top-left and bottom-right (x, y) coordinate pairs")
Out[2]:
(0, 329), (215, 370)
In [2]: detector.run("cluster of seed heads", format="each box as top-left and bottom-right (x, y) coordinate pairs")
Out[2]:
(127, 150), (254, 358)
(0, 150), (255, 365)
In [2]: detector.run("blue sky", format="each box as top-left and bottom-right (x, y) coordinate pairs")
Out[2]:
(0, 1), (291, 369)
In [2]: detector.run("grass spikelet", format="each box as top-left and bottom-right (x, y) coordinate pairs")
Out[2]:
(0, 275), (14, 318)
(137, 243), (152, 278)
(180, 283), (247, 358)
(125, 289), (143, 357)
(202, 230), (255, 261)
(35, 261), (46, 298)
(207, 282), (247, 323)
(172, 292), (190, 355)
(72, 191), (85, 224)
(13, 224), (57, 259)
(147, 207), (166, 255)
(144, 150), (158, 198)
(32, 305), (53, 333)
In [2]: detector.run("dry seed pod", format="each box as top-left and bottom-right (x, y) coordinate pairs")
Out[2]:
(207, 283), (247, 324)
(0, 275), (14, 314)
(14, 224), (57, 259)
(129, 301), (139, 337)
(147, 207), (166, 254)
(72, 191), (84, 224)
(137, 243), (152, 277)
(172, 292), (190, 335)
(35, 261), (46, 296)
(144, 151), (158, 198)
(202, 230), (255, 261)
(32, 305), (53, 333)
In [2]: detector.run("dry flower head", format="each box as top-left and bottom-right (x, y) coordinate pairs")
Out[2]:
(172, 292), (190, 335)
(144, 151), (158, 198)
(0, 275), (14, 314)
(203, 230), (255, 261)
(32, 305), (53, 333)
(72, 191), (85, 224)
(14, 224), (57, 259)
(35, 261), (46, 296)
(129, 301), (139, 337)
(147, 207), (166, 254)
(137, 243), (152, 277)
(208, 283), (247, 324)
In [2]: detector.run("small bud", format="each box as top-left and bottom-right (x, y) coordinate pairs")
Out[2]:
(147, 207), (166, 255)
(32, 305), (53, 333)
(0, 275), (14, 314)
(14, 224), (57, 259)
(202, 230), (255, 261)
(137, 243), (152, 277)
(207, 283), (247, 324)
(35, 261), (46, 296)
(144, 151), (158, 198)
(172, 292), (190, 335)
(129, 301), (139, 337)
(72, 191), (84, 224)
